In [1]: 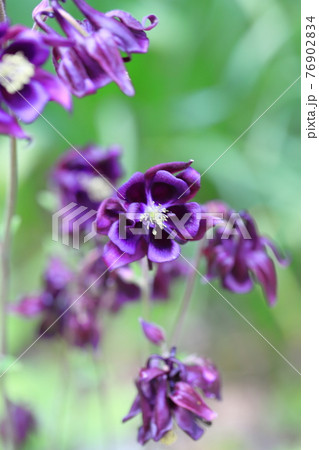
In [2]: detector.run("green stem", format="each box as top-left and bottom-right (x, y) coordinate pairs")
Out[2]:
(170, 241), (205, 346)
(0, 1), (6, 23)
(141, 257), (151, 321)
(0, 136), (18, 450)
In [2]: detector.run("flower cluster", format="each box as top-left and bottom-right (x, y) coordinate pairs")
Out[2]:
(123, 345), (221, 444)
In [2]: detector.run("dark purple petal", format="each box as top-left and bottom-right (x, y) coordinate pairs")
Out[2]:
(32, 68), (72, 110)
(122, 395), (141, 422)
(176, 167), (201, 201)
(153, 376), (173, 441)
(96, 198), (125, 235)
(168, 202), (201, 240)
(148, 231), (180, 263)
(11, 296), (45, 317)
(1, 80), (49, 123)
(174, 407), (204, 440)
(169, 382), (217, 422)
(247, 250), (277, 306)
(139, 318), (166, 345)
(139, 367), (167, 383)
(150, 170), (190, 205)
(145, 161), (194, 181)
(108, 220), (141, 255)
(117, 172), (146, 203)
(0, 108), (28, 139)
(4, 29), (50, 66)
(103, 240), (146, 270)
(185, 358), (221, 400)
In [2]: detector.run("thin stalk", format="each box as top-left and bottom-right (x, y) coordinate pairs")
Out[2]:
(170, 240), (205, 346)
(0, 136), (18, 450)
(0, 0), (6, 23)
(141, 257), (151, 321)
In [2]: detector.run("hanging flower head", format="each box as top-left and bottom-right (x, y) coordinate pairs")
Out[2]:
(0, 21), (71, 138)
(123, 346), (221, 444)
(202, 203), (289, 305)
(34, 0), (158, 97)
(96, 161), (203, 269)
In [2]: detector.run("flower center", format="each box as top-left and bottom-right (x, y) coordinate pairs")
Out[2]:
(140, 202), (168, 236)
(79, 175), (113, 202)
(0, 52), (35, 94)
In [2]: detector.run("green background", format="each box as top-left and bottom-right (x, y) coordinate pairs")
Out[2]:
(1, 0), (300, 449)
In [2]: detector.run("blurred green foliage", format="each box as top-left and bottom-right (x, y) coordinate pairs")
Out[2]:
(0, 0), (300, 449)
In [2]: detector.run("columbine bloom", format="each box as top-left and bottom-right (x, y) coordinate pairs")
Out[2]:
(123, 347), (221, 444)
(52, 145), (123, 234)
(202, 203), (289, 305)
(0, 22), (71, 137)
(0, 403), (36, 447)
(96, 161), (203, 269)
(34, 0), (158, 97)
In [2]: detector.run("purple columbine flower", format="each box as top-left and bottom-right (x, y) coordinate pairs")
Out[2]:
(202, 203), (289, 305)
(64, 306), (100, 349)
(123, 347), (220, 444)
(96, 161), (203, 270)
(0, 22), (71, 138)
(52, 145), (123, 234)
(34, 0), (158, 97)
(0, 403), (36, 447)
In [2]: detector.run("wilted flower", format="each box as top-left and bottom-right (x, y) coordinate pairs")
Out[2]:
(34, 0), (158, 97)
(52, 145), (123, 234)
(123, 347), (221, 444)
(96, 161), (203, 269)
(0, 402), (36, 447)
(0, 22), (71, 138)
(202, 204), (289, 305)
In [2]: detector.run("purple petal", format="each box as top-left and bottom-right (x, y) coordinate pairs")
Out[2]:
(168, 202), (201, 240)
(248, 250), (277, 306)
(139, 367), (167, 383)
(11, 296), (45, 317)
(33, 68), (72, 110)
(174, 407), (204, 440)
(0, 108), (28, 139)
(153, 376), (173, 441)
(108, 220), (141, 255)
(145, 161), (194, 181)
(176, 167), (201, 201)
(2, 80), (49, 123)
(117, 172), (147, 203)
(139, 318), (166, 345)
(169, 382), (217, 422)
(4, 30), (50, 66)
(150, 170), (190, 205)
(148, 231), (180, 263)
(103, 241), (146, 270)
(96, 198), (124, 235)
(122, 395), (141, 422)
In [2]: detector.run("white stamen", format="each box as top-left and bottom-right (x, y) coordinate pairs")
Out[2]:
(140, 202), (168, 236)
(0, 52), (35, 94)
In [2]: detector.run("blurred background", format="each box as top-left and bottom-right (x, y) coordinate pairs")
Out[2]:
(1, 0), (300, 449)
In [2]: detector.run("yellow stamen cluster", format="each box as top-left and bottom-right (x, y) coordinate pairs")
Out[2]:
(0, 52), (35, 94)
(160, 430), (178, 445)
(140, 202), (168, 236)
